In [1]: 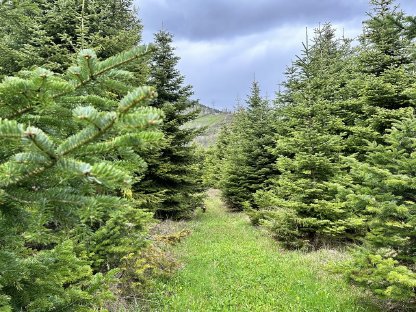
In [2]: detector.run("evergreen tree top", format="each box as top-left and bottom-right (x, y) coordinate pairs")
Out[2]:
(150, 30), (193, 104)
(360, 0), (413, 72)
(246, 80), (262, 108)
(246, 80), (270, 114)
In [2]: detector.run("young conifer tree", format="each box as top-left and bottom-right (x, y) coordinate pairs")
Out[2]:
(346, 0), (416, 157)
(219, 106), (250, 209)
(0, 47), (163, 311)
(252, 24), (363, 248)
(331, 1), (416, 301)
(135, 30), (204, 218)
(0, 0), (143, 76)
(202, 124), (233, 188)
(220, 81), (276, 210)
(340, 116), (416, 302)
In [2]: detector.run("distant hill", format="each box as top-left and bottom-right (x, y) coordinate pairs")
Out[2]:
(186, 103), (233, 146)
(196, 103), (224, 115)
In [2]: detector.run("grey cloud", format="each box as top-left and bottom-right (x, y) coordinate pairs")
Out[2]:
(137, 0), (368, 40)
(174, 26), (313, 108)
(136, 0), (416, 109)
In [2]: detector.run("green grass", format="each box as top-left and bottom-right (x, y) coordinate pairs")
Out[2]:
(146, 190), (381, 312)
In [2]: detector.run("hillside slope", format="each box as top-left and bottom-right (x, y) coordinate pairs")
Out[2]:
(186, 104), (232, 146)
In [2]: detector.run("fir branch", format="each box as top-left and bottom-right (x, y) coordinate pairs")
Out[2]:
(24, 127), (57, 160)
(54, 46), (154, 99)
(6, 105), (35, 119)
(0, 119), (24, 138)
(0, 89), (155, 188)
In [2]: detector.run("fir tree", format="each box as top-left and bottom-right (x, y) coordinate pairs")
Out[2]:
(220, 81), (276, 210)
(340, 116), (416, 301)
(219, 106), (250, 209)
(203, 124), (232, 188)
(347, 0), (416, 155)
(0, 0), (144, 76)
(361, 0), (410, 74)
(253, 24), (363, 248)
(0, 47), (163, 310)
(136, 30), (204, 218)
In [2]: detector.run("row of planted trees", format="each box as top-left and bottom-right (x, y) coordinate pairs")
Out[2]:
(207, 0), (416, 305)
(0, 1), (203, 310)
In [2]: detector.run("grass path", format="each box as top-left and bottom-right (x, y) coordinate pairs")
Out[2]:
(150, 189), (380, 312)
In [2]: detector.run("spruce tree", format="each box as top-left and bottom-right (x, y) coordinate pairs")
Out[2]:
(136, 30), (204, 218)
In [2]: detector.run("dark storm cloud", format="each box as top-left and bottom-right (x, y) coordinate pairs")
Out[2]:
(136, 0), (416, 109)
(138, 0), (368, 40)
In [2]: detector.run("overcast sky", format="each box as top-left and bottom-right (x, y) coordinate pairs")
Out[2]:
(135, 0), (416, 110)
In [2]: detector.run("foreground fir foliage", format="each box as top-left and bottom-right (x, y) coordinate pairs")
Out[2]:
(0, 47), (164, 311)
